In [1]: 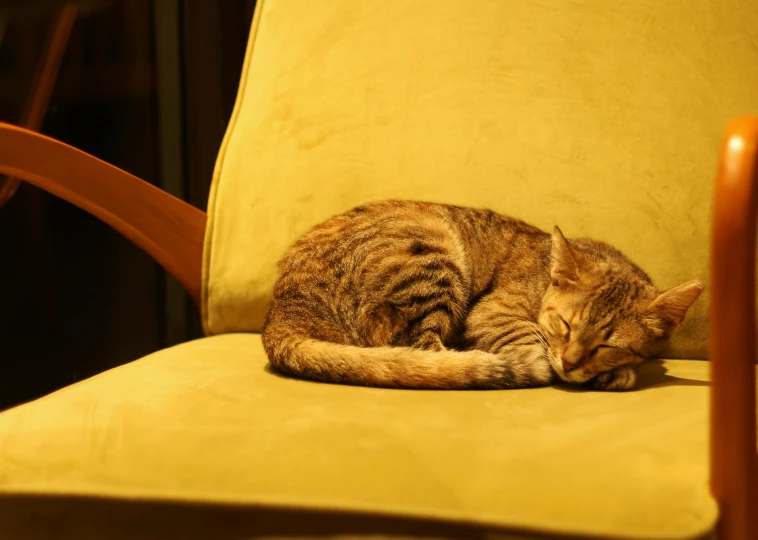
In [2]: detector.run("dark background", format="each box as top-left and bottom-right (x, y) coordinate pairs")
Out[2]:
(0, 0), (256, 410)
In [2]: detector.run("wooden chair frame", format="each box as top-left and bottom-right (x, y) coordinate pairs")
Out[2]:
(0, 123), (205, 304)
(0, 118), (755, 539)
(0, 3), (78, 208)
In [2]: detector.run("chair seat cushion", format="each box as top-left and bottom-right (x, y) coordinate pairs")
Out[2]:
(0, 334), (717, 539)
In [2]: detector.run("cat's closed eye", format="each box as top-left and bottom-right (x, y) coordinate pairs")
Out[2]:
(590, 344), (613, 357)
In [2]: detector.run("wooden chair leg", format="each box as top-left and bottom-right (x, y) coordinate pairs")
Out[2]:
(0, 3), (78, 208)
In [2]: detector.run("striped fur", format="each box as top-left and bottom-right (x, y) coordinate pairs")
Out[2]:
(261, 201), (703, 390)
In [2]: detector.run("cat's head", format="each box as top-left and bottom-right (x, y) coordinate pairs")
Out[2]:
(538, 226), (704, 385)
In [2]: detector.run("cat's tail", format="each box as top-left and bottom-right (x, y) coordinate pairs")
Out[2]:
(262, 333), (554, 389)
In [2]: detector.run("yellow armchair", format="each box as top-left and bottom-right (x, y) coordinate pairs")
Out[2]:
(1, 1), (756, 538)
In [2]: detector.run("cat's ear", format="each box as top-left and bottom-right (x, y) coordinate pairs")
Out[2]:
(550, 226), (581, 286)
(643, 280), (704, 337)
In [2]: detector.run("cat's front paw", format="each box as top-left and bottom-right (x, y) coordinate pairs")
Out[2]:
(592, 365), (637, 391)
(523, 351), (556, 387)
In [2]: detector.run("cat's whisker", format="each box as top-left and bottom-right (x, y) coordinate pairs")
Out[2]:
(522, 321), (549, 350)
(528, 330), (548, 350)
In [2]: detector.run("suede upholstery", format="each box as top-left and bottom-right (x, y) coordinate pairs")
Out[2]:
(0, 335), (717, 539)
(203, 0), (758, 360)
(2, 0), (758, 538)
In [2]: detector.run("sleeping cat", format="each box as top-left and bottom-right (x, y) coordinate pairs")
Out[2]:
(262, 200), (703, 391)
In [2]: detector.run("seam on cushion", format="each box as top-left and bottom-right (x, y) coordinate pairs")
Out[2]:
(201, 0), (268, 336)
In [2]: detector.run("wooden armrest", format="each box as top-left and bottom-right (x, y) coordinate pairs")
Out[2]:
(0, 122), (206, 305)
(710, 117), (758, 539)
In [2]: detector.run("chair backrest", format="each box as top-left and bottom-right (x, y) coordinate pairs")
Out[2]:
(202, 0), (758, 359)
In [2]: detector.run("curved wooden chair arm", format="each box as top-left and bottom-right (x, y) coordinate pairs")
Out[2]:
(710, 116), (758, 540)
(0, 122), (206, 305)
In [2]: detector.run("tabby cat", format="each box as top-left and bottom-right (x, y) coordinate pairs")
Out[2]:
(261, 200), (703, 391)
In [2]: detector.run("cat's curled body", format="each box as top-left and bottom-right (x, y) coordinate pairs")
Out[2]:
(262, 200), (703, 391)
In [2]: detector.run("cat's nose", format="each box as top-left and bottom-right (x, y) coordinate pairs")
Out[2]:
(562, 344), (585, 372)
(562, 358), (579, 372)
